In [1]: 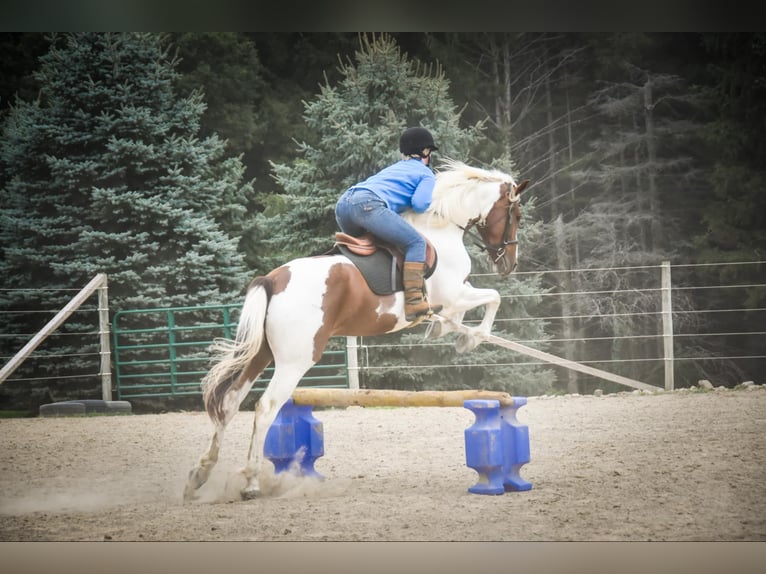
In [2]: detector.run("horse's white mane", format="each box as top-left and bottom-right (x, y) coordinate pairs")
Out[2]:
(420, 159), (516, 227)
(435, 159), (516, 189)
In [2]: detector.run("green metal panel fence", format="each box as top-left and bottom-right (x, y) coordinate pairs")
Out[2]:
(112, 304), (348, 399)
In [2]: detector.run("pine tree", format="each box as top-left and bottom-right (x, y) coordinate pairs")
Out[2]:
(685, 33), (766, 385)
(259, 33), (483, 270)
(543, 34), (712, 389)
(0, 33), (251, 395)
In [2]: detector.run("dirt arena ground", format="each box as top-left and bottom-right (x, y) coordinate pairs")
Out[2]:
(0, 387), (764, 542)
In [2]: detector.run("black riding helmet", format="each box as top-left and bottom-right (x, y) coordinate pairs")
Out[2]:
(399, 127), (439, 156)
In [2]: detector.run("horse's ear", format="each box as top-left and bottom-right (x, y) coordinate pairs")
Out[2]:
(514, 179), (530, 195)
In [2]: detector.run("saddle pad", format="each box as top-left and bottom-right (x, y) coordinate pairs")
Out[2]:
(337, 245), (402, 295)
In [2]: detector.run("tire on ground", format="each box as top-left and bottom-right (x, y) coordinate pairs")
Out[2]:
(63, 400), (132, 414)
(39, 402), (86, 417)
(39, 400), (132, 416)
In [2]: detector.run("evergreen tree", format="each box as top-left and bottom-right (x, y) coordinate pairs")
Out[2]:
(172, 33), (267, 171)
(0, 33), (50, 117)
(260, 33), (483, 270)
(696, 33), (766, 262)
(0, 33), (251, 393)
(684, 33), (766, 385)
(527, 34), (712, 390)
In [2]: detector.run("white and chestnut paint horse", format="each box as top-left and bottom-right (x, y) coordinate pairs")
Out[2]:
(184, 160), (529, 501)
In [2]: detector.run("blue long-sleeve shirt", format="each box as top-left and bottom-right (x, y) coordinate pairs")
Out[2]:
(351, 158), (435, 214)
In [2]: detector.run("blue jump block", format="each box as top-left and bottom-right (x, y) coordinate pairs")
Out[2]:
(264, 396), (531, 495)
(263, 399), (325, 478)
(464, 398), (531, 495)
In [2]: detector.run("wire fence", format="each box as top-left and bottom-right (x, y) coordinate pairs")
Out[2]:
(353, 260), (765, 392)
(0, 260), (763, 400)
(0, 304), (104, 384)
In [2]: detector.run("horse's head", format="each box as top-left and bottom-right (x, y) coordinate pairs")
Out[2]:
(471, 179), (529, 276)
(426, 161), (530, 276)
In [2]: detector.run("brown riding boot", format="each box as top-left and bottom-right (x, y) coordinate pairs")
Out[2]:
(403, 261), (443, 321)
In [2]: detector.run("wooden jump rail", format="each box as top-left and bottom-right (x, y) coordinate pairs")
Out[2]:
(292, 388), (519, 408)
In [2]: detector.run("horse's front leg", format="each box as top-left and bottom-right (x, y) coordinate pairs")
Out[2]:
(429, 283), (501, 353)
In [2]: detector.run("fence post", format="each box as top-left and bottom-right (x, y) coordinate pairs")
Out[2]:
(346, 336), (360, 390)
(661, 261), (675, 391)
(222, 306), (233, 340)
(97, 275), (112, 400)
(167, 310), (178, 393)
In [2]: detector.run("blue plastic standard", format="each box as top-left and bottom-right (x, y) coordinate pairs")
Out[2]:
(500, 398), (532, 491)
(263, 399), (325, 478)
(464, 399), (505, 495)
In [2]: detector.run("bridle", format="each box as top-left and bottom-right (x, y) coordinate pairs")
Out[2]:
(460, 183), (521, 266)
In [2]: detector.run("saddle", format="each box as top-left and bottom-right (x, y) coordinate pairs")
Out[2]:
(332, 232), (438, 296)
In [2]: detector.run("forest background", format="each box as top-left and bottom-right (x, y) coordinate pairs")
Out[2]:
(0, 32), (763, 411)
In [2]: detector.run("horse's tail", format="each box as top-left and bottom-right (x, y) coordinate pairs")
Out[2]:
(202, 277), (272, 425)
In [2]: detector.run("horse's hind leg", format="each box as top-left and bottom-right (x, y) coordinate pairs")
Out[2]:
(183, 356), (267, 502)
(239, 361), (313, 499)
(183, 423), (225, 502)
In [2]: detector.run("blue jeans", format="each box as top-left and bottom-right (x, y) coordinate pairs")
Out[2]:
(335, 187), (426, 263)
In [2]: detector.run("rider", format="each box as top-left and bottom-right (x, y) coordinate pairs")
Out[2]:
(335, 126), (443, 321)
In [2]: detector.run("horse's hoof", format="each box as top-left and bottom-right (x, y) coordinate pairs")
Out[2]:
(241, 486), (261, 500)
(425, 320), (442, 339)
(455, 333), (479, 354)
(182, 487), (199, 503)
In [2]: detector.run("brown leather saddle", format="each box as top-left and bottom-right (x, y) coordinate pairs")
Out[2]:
(332, 232), (438, 295)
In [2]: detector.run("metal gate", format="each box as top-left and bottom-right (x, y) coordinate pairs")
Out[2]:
(112, 304), (349, 399)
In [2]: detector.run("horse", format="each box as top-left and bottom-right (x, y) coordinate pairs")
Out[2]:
(183, 159), (529, 501)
